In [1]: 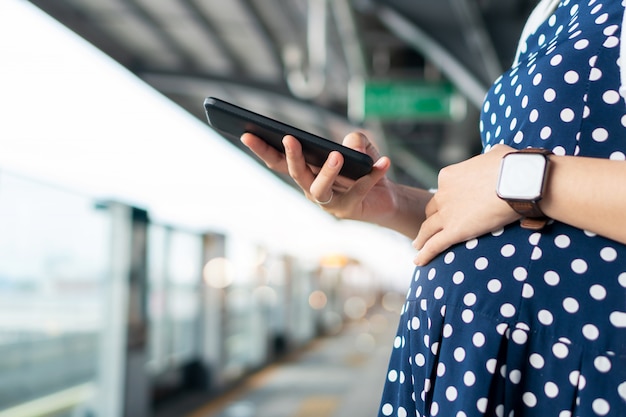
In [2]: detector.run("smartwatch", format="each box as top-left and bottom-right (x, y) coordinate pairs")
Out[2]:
(496, 148), (553, 230)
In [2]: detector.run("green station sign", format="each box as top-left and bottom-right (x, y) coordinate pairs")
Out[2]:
(348, 79), (466, 121)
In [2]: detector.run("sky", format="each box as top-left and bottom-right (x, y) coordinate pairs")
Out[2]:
(0, 0), (416, 287)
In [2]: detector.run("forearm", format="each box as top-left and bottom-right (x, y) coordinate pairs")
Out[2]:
(541, 155), (626, 245)
(374, 184), (432, 239)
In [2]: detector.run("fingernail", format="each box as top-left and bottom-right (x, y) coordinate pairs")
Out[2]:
(328, 152), (340, 167)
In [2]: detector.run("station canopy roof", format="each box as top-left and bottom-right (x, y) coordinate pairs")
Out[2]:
(29, 0), (537, 188)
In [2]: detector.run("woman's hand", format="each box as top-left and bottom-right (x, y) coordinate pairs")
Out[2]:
(241, 131), (400, 225)
(413, 144), (521, 266)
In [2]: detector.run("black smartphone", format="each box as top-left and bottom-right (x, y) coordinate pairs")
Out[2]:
(203, 97), (374, 180)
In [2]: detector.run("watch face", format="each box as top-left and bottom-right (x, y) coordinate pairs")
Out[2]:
(497, 153), (548, 200)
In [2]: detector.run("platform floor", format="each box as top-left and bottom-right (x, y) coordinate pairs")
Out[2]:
(184, 309), (399, 417)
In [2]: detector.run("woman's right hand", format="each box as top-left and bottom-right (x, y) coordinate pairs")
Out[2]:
(240, 131), (398, 225)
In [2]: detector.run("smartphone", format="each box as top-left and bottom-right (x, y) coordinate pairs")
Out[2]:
(203, 97), (374, 180)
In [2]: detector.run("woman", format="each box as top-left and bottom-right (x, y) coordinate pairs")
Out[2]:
(242, 0), (626, 415)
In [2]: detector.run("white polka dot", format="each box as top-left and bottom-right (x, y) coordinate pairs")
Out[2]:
(589, 284), (607, 300)
(610, 311), (626, 328)
(564, 70), (579, 84)
(446, 386), (458, 402)
(531, 246), (543, 260)
(569, 370), (581, 387)
(488, 279), (502, 293)
(592, 127), (609, 142)
(552, 342), (569, 359)
(475, 257), (489, 270)
(522, 283), (535, 298)
(486, 359), (497, 374)
(529, 109), (540, 122)
(544, 271), (560, 286)
(563, 297), (580, 313)
(411, 317), (421, 330)
(462, 309), (474, 323)
(434, 287), (444, 299)
(529, 233), (541, 245)
(454, 347), (466, 362)
(529, 353), (545, 369)
(436, 360), (445, 375)
(473, 332), (486, 347)
(464, 293), (477, 306)
(381, 403), (393, 416)
(415, 353), (425, 366)
(592, 399), (610, 416)
(590, 67), (602, 81)
(560, 108), (575, 122)
(538, 309), (554, 325)
(509, 369), (522, 384)
(500, 244), (516, 257)
(500, 303), (516, 318)
(473, 398), (490, 415)
(523, 392), (537, 407)
(603, 90), (621, 104)
(600, 247), (617, 262)
(513, 131), (524, 143)
(544, 88), (557, 102)
(464, 371), (476, 387)
(466, 239), (478, 249)
(550, 54), (563, 66)
(618, 382), (626, 401)
(545, 382), (559, 398)
(571, 259), (588, 274)
(453, 271), (465, 284)
(533, 73), (542, 86)
(619, 273), (626, 288)
(428, 268), (437, 280)
(594, 356), (612, 373)
(444, 251), (455, 264)
(604, 36), (619, 48)
(513, 267), (528, 281)
(554, 234), (571, 248)
(388, 370), (398, 382)
(574, 39), (589, 50)
(512, 329), (528, 344)
(583, 324), (600, 341)
(610, 151), (626, 160)
(540, 126), (552, 139)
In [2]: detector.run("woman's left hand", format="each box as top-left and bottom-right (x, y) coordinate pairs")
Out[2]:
(413, 144), (521, 265)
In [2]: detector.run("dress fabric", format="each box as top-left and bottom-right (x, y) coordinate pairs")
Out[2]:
(378, 1), (626, 416)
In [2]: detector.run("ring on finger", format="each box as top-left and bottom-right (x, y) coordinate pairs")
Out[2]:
(315, 191), (334, 206)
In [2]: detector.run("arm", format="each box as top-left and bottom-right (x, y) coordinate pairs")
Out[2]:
(413, 144), (626, 265)
(541, 153), (626, 244)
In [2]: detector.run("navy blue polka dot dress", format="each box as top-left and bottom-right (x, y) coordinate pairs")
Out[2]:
(378, 1), (626, 416)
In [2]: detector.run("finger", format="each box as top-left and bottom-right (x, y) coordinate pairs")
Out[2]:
(413, 231), (451, 266)
(283, 135), (316, 190)
(346, 156), (390, 200)
(241, 133), (288, 173)
(342, 131), (381, 159)
(309, 151), (343, 203)
(412, 212), (442, 251)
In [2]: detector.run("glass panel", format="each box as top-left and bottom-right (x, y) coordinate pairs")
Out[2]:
(0, 173), (111, 417)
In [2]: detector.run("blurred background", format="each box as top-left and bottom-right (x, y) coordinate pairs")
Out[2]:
(0, 1), (536, 416)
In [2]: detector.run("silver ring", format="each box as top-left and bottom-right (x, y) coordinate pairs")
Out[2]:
(315, 191), (334, 206)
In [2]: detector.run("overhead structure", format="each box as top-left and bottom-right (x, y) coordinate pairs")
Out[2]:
(29, 0), (536, 188)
